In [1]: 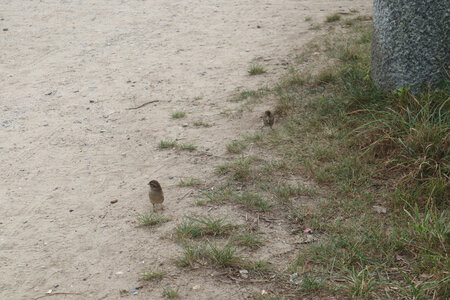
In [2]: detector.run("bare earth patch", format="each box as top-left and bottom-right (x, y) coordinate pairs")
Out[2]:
(0, 1), (371, 299)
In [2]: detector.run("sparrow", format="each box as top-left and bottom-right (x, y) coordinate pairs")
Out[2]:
(262, 110), (274, 129)
(148, 180), (164, 211)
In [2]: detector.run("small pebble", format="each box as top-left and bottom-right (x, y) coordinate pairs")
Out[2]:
(3, 28), (8, 31)
(110, 199), (118, 204)
(239, 269), (249, 279)
(69, 209), (74, 213)
(168, 176), (174, 179)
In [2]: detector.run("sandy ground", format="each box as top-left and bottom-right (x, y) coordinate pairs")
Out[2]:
(0, 1), (371, 299)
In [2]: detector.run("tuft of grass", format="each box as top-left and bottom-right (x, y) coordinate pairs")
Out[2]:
(216, 157), (255, 182)
(175, 241), (271, 275)
(343, 19), (356, 26)
(176, 216), (237, 239)
(226, 140), (247, 154)
(298, 275), (324, 292)
(178, 143), (197, 151)
(290, 206), (304, 223)
(193, 120), (212, 127)
(194, 199), (207, 206)
(158, 140), (197, 151)
(234, 192), (272, 211)
(191, 216), (237, 237)
(175, 219), (203, 239)
(136, 213), (168, 227)
(314, 69), (336, 86)
(178, 178), (201, 187)
(326, 14), (341, 22)
(175, 241), (243, 269)
(233, 88), (268, 102)
(207, 242), (241, 267)
(337, 46), (360, 62)
(243, 133), (263, 143)
(232, 231), (263, 249)
(203, 187), (235, 203)
(403, 200), (449, 258)
(171, 111), (186, 119)
(163, 287), (179, 298)
(342, 267), (377, 298)
(140, 270), (165, 281)
(305, 16), (312, 21)
(248, 64), (267, 75)
(309, 24), (322, 31)
(203, 188), (271, 211)
(273, 183), (317, 203)
(175, 242), (208, 268)
(158, 140), (177, 149)
(280, 71), (305, 88)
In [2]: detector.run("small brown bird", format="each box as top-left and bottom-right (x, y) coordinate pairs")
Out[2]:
(262, 110), (274, 129)
(148, 180), (164, 211)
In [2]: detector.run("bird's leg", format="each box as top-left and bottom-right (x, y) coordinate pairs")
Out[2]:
(152, 203), (156, 212)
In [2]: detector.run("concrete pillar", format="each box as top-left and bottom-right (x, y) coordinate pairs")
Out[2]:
(370, 0), (449, 93)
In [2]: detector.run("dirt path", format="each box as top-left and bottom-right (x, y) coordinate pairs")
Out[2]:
(0, 1), (371, 299)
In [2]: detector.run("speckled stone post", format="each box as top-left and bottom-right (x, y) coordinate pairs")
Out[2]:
(370, 0), (449, 93)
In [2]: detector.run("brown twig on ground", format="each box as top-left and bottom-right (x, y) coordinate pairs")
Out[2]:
(127, 100), (159, 110)
(34, 292), (82, 300)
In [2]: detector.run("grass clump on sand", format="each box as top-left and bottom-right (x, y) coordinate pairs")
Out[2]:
(248, 64), (267, 75)
(326, 14), (341, 22)
(136, 213), (168, 227)
(140, 270), (165, 281)
(171, 111), (186, 119)
(158, 139), (197, 151)
(175, 216), (237, 239)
